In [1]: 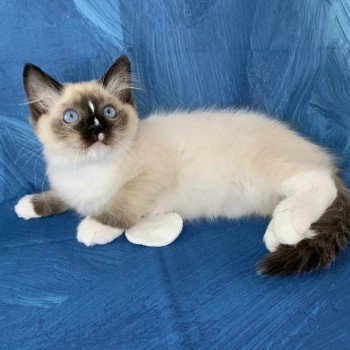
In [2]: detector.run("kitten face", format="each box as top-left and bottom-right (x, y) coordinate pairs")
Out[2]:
(23, 56), (138, 161)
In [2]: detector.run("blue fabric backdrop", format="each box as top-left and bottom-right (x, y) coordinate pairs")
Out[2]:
(1, 1), (350, 349)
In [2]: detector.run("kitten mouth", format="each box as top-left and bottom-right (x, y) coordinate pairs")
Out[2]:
(90, 140), (107, 148)
(89, 132), (107, 147)
(89, 132), (107, 148)
(91, 140), (106, 146)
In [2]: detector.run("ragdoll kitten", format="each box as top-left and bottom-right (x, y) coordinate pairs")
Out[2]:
(15, 55), (350, 275)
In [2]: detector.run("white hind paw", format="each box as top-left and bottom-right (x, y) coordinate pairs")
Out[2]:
(264, 216), (317, 251)
(271, 199), (314, 246)
(272, 213), (305, 246)
(265, 204), (316, 250)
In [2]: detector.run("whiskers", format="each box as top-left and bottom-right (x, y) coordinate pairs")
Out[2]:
(109, 134), (138, 176)
(8, 138), (80, 171)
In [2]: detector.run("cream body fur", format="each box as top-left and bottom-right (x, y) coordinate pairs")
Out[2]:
(17, 57), (350, 275)
(46, 109), (336, 249)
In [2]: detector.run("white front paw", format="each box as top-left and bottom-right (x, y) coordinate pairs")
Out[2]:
(125, 213), (183, 247)
(15, 195), (40, 220)
(77, 217), (124, 247)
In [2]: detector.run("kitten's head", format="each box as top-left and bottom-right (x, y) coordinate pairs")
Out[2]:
(23, 56), (138, 161)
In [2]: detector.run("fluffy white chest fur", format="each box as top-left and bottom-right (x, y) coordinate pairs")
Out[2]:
(47, 155), (122, 216)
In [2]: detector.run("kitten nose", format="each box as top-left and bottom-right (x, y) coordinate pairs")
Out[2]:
(88, 117), (105, 135)
(88, 124), (103, 134)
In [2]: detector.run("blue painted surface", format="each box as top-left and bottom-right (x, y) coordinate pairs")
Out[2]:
(0, 1), (350, 348)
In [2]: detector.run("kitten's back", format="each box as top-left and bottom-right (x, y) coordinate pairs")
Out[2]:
(137, 109), (333, 183)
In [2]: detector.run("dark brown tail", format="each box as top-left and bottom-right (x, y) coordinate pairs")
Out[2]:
(258, 178), (350, 276)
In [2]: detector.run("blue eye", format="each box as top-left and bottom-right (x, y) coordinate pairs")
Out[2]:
(63, 109), (79, 123)
(103, 105), (117, 118)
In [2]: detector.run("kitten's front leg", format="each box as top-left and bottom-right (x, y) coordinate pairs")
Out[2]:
(77, 208), (133, 246)
(76, 216), (124, 247)
(15, 190), (69, 220)
(76, 213), (183, 247)
(125, 213), (183, 247)
(77, 170), (182, 247)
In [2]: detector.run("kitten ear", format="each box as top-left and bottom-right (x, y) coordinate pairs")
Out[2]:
(100, 55), (134, 105)
(23, 64), (63, 122)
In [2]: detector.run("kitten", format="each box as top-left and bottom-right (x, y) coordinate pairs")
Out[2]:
(15, 55), (350, 275)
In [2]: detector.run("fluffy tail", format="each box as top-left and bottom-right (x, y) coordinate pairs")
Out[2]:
(259, 178), (350, 276)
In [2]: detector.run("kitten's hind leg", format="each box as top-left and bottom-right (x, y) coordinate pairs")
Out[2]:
(264, 170), (337, 251)
(15, 190), (69, 220)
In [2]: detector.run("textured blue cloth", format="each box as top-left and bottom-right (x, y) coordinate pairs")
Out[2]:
(1, 1), (350, 348)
